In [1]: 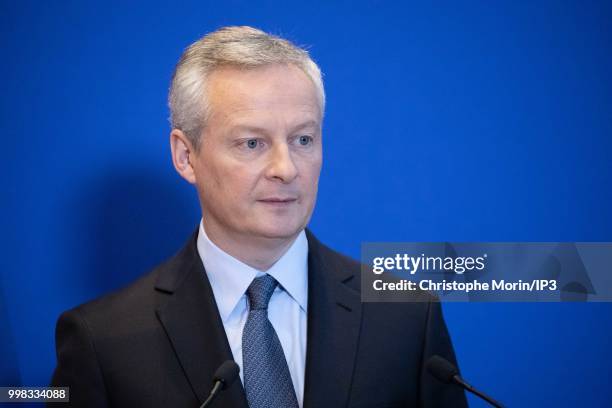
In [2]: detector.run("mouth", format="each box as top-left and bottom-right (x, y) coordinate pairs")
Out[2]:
(257, 197), (298, 205)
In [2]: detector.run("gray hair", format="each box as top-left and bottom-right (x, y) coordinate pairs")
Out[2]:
(168, 26), (325, 150)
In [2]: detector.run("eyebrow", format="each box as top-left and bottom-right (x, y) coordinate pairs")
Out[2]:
(229, 120), (321, 135)
(229, 125), (269, 136)
(290, 120), (320, 132)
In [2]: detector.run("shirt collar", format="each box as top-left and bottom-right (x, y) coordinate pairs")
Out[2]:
(196, 220), (308, 323)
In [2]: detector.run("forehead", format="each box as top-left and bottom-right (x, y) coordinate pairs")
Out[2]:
(205, 64), (322, 126)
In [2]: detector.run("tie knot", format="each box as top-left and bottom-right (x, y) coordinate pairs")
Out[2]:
(246, 275), (278, 310)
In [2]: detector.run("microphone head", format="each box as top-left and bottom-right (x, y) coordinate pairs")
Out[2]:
(426, 355), (459, 384)
(213, 360), (240, 390)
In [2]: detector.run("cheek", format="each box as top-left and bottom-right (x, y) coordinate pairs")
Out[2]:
(210, 163), (260, 200)
(198, 152), (240, 186)
(305, 152), (323, 177)
(195, 158), (231, 201)
(299, 160), (322, 194)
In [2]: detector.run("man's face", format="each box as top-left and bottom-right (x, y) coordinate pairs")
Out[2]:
(191, 64), (323, 243)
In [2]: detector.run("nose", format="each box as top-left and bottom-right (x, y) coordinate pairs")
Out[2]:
(265, 143), (298, 183)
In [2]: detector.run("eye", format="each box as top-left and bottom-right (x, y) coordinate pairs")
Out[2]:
(298, 135), (313, 146)
(246, 139), (259, 149)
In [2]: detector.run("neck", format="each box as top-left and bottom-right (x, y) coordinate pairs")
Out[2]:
(201, 219), (299, 271)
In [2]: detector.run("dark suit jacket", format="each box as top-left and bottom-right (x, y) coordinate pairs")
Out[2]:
(50, 229), (467, 407)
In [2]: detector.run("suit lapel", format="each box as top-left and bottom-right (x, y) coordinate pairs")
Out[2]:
(152, 228), (361, 408)
(303, 230), (363, 408)
(154, 232), (248, 408)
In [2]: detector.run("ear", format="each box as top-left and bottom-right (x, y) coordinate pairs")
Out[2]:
(170, 129), (197, 185)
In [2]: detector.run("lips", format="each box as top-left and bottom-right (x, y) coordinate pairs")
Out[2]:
(258, 197), (297, 203)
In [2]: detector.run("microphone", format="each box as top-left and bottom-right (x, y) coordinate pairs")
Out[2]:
(199, 360), (240, 408)
(426, 355), (504, 408)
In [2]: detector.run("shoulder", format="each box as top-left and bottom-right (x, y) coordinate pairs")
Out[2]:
(57, 264), (161, 340)
(58, 231), (197, 335)
(75, 268), (159, 317)
(306, 229), (361, 273)
(63, 230), (199, 322)
(305, 228), (434, 304)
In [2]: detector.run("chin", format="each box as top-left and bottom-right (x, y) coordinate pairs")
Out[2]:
(252, 221), (305, 240)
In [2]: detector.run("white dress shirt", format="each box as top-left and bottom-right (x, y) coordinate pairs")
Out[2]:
(196, 220), (308, 407)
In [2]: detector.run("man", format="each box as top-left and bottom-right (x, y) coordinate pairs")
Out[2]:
(51, 26), (467, 407)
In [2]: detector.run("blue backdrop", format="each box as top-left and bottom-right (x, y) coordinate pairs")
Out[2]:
(2, 1), (611, 406)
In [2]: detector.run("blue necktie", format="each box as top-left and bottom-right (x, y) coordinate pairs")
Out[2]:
(242, 275), (299, 408)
